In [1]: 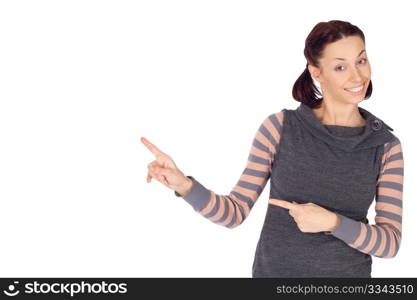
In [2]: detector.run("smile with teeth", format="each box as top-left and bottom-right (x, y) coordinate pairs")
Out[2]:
(345, 84), (365, 94)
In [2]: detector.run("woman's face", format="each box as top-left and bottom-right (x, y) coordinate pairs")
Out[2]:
(308, 35), (371, 105)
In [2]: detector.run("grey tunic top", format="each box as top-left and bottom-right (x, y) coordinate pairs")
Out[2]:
(175, 102), (404, 278)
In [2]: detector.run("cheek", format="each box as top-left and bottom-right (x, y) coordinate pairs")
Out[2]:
(330, 77), (347, 91)
(321, 74), (346, 91)
(327, 72), (347, 87)
(363, 65), (372, 77)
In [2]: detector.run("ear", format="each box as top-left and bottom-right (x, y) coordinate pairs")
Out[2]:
(308, 64), (322, 84)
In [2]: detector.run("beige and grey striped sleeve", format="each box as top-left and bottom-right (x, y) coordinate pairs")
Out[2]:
(329, 136), (404, 258)
(174, 111), (284, 228)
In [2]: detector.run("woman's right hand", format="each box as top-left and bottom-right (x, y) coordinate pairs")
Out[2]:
(141, 136), (192, 195)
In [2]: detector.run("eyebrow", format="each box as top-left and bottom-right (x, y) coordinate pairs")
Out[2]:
(334, 49), (366, 60)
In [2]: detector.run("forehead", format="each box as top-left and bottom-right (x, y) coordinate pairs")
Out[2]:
(321, 36), (365, 61)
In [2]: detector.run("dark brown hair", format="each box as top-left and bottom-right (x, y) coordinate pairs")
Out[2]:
(292, 20), (372, 108)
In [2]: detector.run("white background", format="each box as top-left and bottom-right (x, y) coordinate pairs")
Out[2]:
(0, 0), (415, 277)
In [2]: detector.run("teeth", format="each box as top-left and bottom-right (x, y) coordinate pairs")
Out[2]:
(345, 85), (364, 92)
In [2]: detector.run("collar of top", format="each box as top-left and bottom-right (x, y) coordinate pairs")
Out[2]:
(294, 102), (396, 151)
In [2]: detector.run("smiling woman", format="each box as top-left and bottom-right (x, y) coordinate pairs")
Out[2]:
(143, 20), (404, 278)
(293, 22), (374, 113)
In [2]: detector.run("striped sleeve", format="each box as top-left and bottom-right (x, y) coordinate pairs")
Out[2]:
(328, 136), (404, 258)
(174, 111), (285, 228)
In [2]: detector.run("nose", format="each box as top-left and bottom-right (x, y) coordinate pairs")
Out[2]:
(349, 67), (363, 83)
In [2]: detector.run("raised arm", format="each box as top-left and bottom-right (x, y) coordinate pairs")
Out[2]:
(328, 136), (404, 258)
(175, 111), (285, 228)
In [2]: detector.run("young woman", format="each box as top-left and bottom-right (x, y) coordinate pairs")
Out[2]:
(141, 20), (404, 278)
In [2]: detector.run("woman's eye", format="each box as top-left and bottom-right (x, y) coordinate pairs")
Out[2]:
(335, 58), (367, 71)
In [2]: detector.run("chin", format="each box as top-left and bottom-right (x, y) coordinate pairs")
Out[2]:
(344, 97), (364, 105)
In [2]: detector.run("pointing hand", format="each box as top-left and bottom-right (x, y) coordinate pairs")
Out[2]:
(271, 199), (340, 233)
(141, 136), (192, 195)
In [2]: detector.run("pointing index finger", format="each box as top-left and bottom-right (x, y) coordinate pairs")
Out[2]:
(141, 137), (164, 157)
(270, 199), (299, 210)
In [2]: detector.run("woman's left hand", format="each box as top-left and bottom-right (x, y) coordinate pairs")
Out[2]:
(271, 200), (340, 233)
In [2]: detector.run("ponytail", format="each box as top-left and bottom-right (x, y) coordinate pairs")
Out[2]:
(292, 63), (322, 108)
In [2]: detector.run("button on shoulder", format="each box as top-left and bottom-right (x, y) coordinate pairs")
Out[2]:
(371, 119), (382, 131)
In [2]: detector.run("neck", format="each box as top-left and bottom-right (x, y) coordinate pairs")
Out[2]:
(312, 99), (366, 127)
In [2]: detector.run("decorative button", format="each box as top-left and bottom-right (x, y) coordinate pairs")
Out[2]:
(372, 119), (382, 131)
